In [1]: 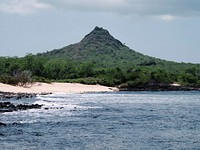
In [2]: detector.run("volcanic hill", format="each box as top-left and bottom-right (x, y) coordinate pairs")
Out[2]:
(40, 27), (161, 67)
(38, 26), (199, 72)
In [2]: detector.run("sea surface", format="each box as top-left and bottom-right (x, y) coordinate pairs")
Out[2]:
(1, 91), (200, 150)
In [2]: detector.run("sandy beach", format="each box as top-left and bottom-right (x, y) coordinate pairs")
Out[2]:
(0, 82), (118, 94)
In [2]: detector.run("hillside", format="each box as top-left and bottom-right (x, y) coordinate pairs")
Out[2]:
(39, 27), (160, 68)
(1, 26), (200, 89)
(39, 26), (199, 72)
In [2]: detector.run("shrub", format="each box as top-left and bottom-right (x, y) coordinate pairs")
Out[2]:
(0, 70), (33, 87)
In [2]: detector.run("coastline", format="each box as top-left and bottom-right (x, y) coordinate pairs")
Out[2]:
(0, 82), (118, 114)
(0, 82), (118, 96)
(119, 85), (200, 92)
(1, 82), (199, 98)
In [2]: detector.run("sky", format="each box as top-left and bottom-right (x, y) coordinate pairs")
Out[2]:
(0, 0), (200, 63)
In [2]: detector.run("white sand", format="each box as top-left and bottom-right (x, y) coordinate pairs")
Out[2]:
(0, 82), (118, 94)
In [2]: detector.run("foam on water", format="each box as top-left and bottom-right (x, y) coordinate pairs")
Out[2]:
(1, 91), (200, 149)
(35, 92), (100, 110)
(1, 92), (101, 124)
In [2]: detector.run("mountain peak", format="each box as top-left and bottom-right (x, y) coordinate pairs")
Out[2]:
(94, 26), (104, 31)
(80, 26), (123, 47)
(93, 26), (109, 34)
(83, 26), (111, 39)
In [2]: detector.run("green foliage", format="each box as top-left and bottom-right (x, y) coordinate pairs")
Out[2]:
(149, 69), (172, 84)
(16, 70), (32, 87)
(0, 70), (32, 87)
(43, 59), (76, 80)
(174, 67), (200, 87)
(77, 62), (95, 78)
(0, 52), (200, 88)
(94, 67), (125, 86)
(0, 74), (20, 85)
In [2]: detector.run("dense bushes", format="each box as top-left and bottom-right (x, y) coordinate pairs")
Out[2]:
(0, 55), (200, 88)
(0, 70), (32, 87)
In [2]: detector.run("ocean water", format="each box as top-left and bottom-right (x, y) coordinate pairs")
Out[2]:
(1, 91), (200, 150)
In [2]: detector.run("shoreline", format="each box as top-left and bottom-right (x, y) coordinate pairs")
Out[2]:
(0, 82), (118, 97)
(0, 82), (118, 114)
(1, 82), (199, 100)
(119, 85), (200, 92)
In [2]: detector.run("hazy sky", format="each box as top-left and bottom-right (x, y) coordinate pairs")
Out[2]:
(0, 0), (200, 63)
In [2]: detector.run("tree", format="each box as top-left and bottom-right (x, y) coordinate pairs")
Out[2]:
(15, 70), (33, 87)
(150, 69), (171, 84)
(44, 59), (74, 79)
(77, 62), (95, 78)
(178, 73), (198, 86)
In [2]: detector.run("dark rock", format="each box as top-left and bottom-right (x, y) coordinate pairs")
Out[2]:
(119, 85), (200, 92)
(12, 122), (21, 125)
(0, 102), (42, 113)
(16, 104), (42, 110)
(0, 122), (6, 127)
(0, 92), (37, 100)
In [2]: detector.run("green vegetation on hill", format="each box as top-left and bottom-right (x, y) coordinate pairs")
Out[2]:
(38, 26), (155, 68)
(0, 26), (200, 90)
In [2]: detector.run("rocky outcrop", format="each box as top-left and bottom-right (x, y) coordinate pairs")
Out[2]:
(119, 85), (200, 91)
(0, 92), (37, 100)
(0, 102), (42, 113)
(0, 91), (51, 100)
(0, 122), (6, 127)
